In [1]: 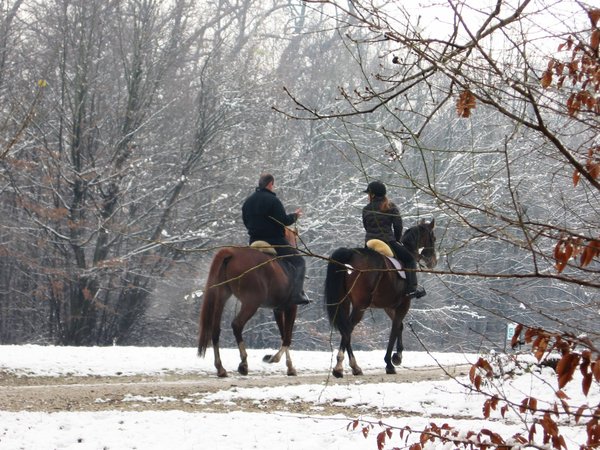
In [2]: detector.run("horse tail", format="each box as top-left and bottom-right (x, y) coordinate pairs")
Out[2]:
(198, 248), (232, 357)
(325, 247), (355, 332)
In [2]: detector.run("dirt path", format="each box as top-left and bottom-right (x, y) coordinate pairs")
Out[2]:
(0, 365), (469, 415)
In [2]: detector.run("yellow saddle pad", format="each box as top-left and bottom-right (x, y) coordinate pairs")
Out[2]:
(366, 239), (394, 257)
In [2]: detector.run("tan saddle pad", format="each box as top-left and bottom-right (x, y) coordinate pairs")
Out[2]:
(250, 240), (277, 255)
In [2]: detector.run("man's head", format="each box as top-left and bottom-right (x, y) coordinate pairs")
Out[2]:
(258, 173), (274, 190)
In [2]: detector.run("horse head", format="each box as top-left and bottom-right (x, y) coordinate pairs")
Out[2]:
(416, 218), (437, 269)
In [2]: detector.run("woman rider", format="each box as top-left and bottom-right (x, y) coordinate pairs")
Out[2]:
(362, 180), (426, 299)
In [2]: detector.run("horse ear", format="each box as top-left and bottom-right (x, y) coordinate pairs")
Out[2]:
(430, 218), (435, 228)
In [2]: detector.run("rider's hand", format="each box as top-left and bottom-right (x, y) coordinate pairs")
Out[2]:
(295, 208), (303, 219)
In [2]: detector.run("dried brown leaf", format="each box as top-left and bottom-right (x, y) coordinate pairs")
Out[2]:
(556, 389), (570, 400)
(556, 353), (580, 389)
(483, 400), (491, 418)
(519, 397), (539, 414)
(541, 70), (553, 88)
(533, 335), (549, 361)
(511, 324), (523, 348)
(593, 358), (600, 382)
(474, 374), (482, 391)
(575, 404), (586, 423)
(583, 373), (592, 396)
(377, 430), (386, 450)
(528, 423), (537, 442)
(554, 240), (573, 273)
(589, 9), (600, 27)
(580, 242), (599, 267)
(567, 92), (580, 116)
(457, 90), (477, 118)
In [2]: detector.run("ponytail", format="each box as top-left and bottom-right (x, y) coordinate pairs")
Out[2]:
(379, 196), (391, 212)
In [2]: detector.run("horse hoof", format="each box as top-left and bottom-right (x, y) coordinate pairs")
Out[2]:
(217, 370), (228, 378)
(262, 354), (273, 363)
(386, 366), (397, 375)
(352, 368), (363, 376)
(392, 353), (402, 366)
(238, 365), (248, 376)
(287, 369), (297, 376)
(332, 369), (344, 379)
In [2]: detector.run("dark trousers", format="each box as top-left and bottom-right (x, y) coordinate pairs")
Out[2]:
(251, 236), (306, 297)
(388, 241), (418, 291)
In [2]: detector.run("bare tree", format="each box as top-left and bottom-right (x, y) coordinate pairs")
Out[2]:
(0, 0), (258, 345)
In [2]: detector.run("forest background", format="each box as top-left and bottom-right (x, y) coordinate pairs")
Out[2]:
(0, 0), (598, 357)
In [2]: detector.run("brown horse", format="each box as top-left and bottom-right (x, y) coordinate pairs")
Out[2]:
(324, 219), (437, 378)
(198, 229), (300, 377)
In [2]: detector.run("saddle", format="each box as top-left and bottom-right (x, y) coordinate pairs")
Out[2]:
(366, 239), (406, 279)
(249, 226), (297, 257)
(249, 240), (296, 282)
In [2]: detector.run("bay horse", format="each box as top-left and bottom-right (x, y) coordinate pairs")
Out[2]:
(324, 219), (437, 378)
(198, 228), (301, 377)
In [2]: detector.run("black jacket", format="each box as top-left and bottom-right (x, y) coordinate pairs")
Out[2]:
(362, 196), (403, 243)
(242, 188), (298, 242)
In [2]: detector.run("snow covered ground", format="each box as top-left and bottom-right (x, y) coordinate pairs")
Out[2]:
(0, 345), (597, 449)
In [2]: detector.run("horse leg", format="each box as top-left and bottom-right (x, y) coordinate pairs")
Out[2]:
(384, 318), (402, 374)
(333, 346), (346, 378)
(210, 305), (228, 378)
(263, 308), (288, 363)
(386, 301), (411, 372)
(332, 303), (353, 378)
(346, 344), (363, 376)
(231, 302), (259, 376)
(392, 332), (403, 367)
(332, 309), (350, 378)
(212, 345), (227, 378)
(282, 306), (298, 376)
(332, 303), (364, 378)
(263, 306), (298, 376)
(346, 308), (365, 376)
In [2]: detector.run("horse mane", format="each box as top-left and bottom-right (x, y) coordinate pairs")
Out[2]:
(401, 225), (419, 251)
(402, 219), (434, 254)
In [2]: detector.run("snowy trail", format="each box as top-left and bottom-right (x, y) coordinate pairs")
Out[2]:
(0, 365), (470, 413)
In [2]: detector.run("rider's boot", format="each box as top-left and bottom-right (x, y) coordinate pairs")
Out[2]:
(293, 290), (311, 305)
(406, 285), (426, 299)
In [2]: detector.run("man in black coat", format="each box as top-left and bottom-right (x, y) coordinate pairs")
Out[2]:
(242, 173), (309, 306)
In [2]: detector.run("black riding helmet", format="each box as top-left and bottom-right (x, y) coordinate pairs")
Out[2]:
(363, 180), (386, 197)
